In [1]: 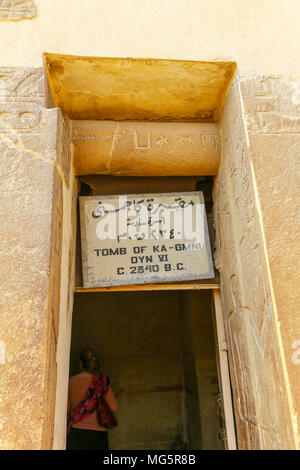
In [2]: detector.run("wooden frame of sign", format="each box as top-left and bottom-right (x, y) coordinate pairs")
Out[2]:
(79, 191), (215, 289)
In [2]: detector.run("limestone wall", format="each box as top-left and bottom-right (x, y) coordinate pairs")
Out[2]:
(52, 123), (77, 450)
(0, 66), (76, 449)
(72, 121), (220, 176)
(0, 0), (299, 451)
(0, 1), (299, 79)
(214, 78), (298, 449)
(239, 76), (300, 447)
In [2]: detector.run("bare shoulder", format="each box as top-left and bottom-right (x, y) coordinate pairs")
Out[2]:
(69, 371), (92, 383)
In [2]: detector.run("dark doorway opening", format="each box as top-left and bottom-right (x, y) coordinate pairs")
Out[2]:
(68, 289), (224, 450)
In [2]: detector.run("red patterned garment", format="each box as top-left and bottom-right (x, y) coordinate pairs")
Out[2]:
(67, 373), (109, 435)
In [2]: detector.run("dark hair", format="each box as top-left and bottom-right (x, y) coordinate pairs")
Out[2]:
(79, 348), (100, 374)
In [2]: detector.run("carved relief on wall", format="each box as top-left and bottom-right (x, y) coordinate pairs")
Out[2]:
(0, 67), (70, 174)
(239, 75), (300, 449)
(0, 65), (75, 449)
(240, 76), (300, 134)
(0, 67), (44, 101)
(214, 79), (296, 449)
(0, 0), (36, 20)
(72, 121), (220, 176)
(0, 67), (44, 135)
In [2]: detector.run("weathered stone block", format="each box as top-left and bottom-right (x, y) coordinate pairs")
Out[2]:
(214, 78), (297, 449)
(0, 1), (36, 21)
(0, 66), (71, 449)
(73, 121), (220, 176)
(239, 76), (300, 448)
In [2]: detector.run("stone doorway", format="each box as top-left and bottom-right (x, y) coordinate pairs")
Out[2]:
(47, 55), (298, 450)
(63, 174), (236, 450)
(0, 55), (297, 450)
(68, 289), (226, 450)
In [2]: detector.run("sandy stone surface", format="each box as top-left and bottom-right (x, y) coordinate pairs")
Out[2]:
(0, 66), (67, 449)
(240, 76), (300, 448)
(0, 63), (298, 450)
(45, 54), (236, 122)
(73, 121), (220, 176)
(214, 78), (298, 449)
(0, 1), (36, 20)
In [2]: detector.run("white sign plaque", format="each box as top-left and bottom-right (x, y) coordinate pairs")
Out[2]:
(80, 192), (214, 287)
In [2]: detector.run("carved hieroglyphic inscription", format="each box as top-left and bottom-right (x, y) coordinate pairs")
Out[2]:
(239, 76), (300, 448)
(0, 66), (45, 157)
(0, 67), (44, 122)
(0, 101), (42, 130)
(0, 66), (72, 449)
(73, 121), (220, 176)
(0, 67), (44, 102)
(240, 76), (300, 134)
(214, 79), (296, 449)
(0, 67), (72, 173)
(0, 0), (36, 20)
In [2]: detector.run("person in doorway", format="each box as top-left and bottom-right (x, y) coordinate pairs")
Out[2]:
(66, 348), (118, 450)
